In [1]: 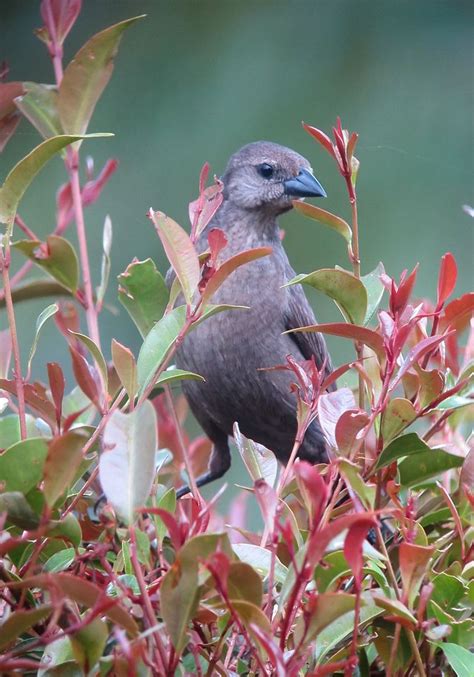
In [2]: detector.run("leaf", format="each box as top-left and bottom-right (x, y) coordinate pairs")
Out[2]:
(0, 437), (48, 493)
(44, 547), (76, 573)
(0, 81), (24, 153)
(150, 210), (200, 306)
(371, 594), (417, 625)
(155, 367), (204, 388)
(23, 573), (138, 636)
(14, 235), (79, 292)
(58, 15), (145, 135)
(390, 332), (455, 391)
(69, 347), (101, 411)
(27, 303), (58, 375)
(14, 82), (62, 139)
(0, 379), (57, 428)
(0, 491), (40, 530)
(436, 643), (473, 677)
(70, 617), (108, 673)
(99, 400), (157, 524)
(232, 599), (271, 634)
(293, 201), (352, 244)
(136, 306), (187, 395)
(317, 387), (356, 449)
(288, 268), (367, 325)
(399, 542), (435, 606)
(96, 214), (112, 307)
(43, 430), (88, 507)
(335, 409), (370, 457)
(361, 262), (385, 325)
(233, 422), (278, 487)
(0, 606), (52, 651)
(118, 258), (169, 337)
(437, 252), (457, 309)
(381, 398), (417, 444)
(40, 0), (82, 45)
(303, 122), (336, 159)
(111, 339), (137, 401)
(286, 322), (385, 362)
(344, 518), (376, 586)
(299, 593), (356, 644)
(0, 134), (111, 226)
(201, 246), (272, 305)
(232, 544), (288, 585)
(375, 432), (431, 470)
(398, 448), (464, 487)
(440, 292), (474, 333)
(339, 459), (376, 509)
(70, 331), (108, 391)
(227, 562), (263, 607)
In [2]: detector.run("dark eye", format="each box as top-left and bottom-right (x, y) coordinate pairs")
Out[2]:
(257, 163), (274, 179)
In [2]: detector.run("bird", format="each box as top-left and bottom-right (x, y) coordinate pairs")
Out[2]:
(174, 141), (334, 497)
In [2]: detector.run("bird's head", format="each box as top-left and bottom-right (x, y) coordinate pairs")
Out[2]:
(221, 141), (326, 215)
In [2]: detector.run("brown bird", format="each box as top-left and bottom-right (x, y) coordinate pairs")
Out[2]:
(175, 141), (333, 496)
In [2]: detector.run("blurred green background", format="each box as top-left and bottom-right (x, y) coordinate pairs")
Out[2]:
(1, 1), (472, 505)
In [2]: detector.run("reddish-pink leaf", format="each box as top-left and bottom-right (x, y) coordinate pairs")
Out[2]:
(0, 112), (21, 153)
(0, 378), (56, 428)
(335, 409), (370, 456)
(317, 387), (356, 449)
(294, 461), (328, 526)
(391, 265), (418, 315)
(399, 542), (435, 606)
(390, 331), (455, 391)
(321, 360), (356, 392)
(254, 479), (278, 533)
(288, 323), (386, 363)
(199, 161), (210, 194)
(307, 512), (376, 569)
(440, 292), (474, 333)
(144, 508), (184, 550)
(47, 362), (65, 429)
(40, 0), (82, 45)
(249, 623), (287, 677)
(0, 81), (24, 119)
(43, 430), (87, 507)
(69, 348), (102, 411)
(207, 227), (228, 266)
(346, 132), (359, 163)
(303, 122), (336, 159)
(436, 482), (465, 560)
(344, 517), (376, 587)
(201, 246), (272, 305)
(436, 252), (457, 309)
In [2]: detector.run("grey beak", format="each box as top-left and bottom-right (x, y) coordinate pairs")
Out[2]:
(283, 168), (327, 198)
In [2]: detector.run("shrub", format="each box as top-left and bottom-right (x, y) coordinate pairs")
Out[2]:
(0, 3), (472, 675)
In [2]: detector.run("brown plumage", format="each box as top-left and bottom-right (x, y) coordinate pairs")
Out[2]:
(174, 141), (333, 496)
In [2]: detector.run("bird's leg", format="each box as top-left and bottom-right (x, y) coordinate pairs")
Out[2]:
(176, 433), (231, 499)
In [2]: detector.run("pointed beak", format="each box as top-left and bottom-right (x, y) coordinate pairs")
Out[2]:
(283, 168), (327, 198)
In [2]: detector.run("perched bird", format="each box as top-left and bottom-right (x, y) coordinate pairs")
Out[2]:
(175, 141), (334, 496)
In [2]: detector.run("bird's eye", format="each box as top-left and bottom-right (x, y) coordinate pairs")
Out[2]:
(257, 163), (274, 179)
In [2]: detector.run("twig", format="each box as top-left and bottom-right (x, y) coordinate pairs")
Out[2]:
(164, 385), (200, 500)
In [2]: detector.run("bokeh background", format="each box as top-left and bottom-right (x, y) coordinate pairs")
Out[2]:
(1, 1), (473, 505)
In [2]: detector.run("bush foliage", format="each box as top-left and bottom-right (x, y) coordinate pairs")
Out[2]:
(0, 3), (472, 675)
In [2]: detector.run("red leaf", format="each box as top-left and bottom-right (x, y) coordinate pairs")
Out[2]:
(0, 379), (56, 429)
(391, 265), (418, 315)
(69, 348), (101, 411)
(436, 252), (457, 309)
(200, 246), (272, 305)
(249, 624), (287, 677)
(303, 122), (336, 159)
(288, 323), (386, 363)
(144, 508), (184, 550)
(344, 518), (376, 587)
(440, 292), (474, 333)
(306, 512), (376, 569)
(335, 409), (370, 456)
(47, 362), (65, 430)
(390, 331), (455, 391)
(207, 227), (228, 267)
(254, 479), (278, 534)
(40, 0), (82, 46)
(294, 462), (328, 526)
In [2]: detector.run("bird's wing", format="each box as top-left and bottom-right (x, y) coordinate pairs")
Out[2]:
(283, 274), (336, 390)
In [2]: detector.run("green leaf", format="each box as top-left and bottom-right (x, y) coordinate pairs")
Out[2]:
(14, 82), (62, 139)
(293, 201), (352, 244)
(150, 210), (200, 306)
(361, 262), (385, 325)
(38, 637), (76, 677)
(14, 235), (79, 293)
(27, 303), (58, 375)
(227, 562), (263, 607)
(399, 448), (464, 487)
(0, 134), (111, 227)
(295, 592), (356, 644)
(380, 398), (417, 444)
(232, 543), (288, 584)
(0, 491), (40, 530)
(232, 599), (271, 634)
(375, 432), (430, 470)
(153, 486), (176, 543)
(99, 400), (157, 524)
(58, 16), (145, 135)
(136, 306), (186, 395)
(0, 437), (48, 493)
(0, 606), (52, 651)
(118, 258), (169, 337)
(44, 547), (76, 573)
(46, 513), (82, 547)
(155, 366), (204, 387)
(71, 617), (108, 671)
(0, 413), (41, 448)
(111, 339), (137, 401)
(43, 431), (89, 507)
(287, 268), (367, 325)
(435, 642), (473, 677)
(338, 459), (376, 509)
(70, 331), (108, 391)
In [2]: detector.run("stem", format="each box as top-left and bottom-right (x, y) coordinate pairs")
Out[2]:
(164, 385), (200, 499)
(68, 152), (101, 349)
(387, 623), (402, 676)
(350, 197), (365, 413)
(1, 245), (27, 439)
(406, 629), (427, 677)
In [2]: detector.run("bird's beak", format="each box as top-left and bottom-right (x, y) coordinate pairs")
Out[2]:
(283, 168), (327, 198)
